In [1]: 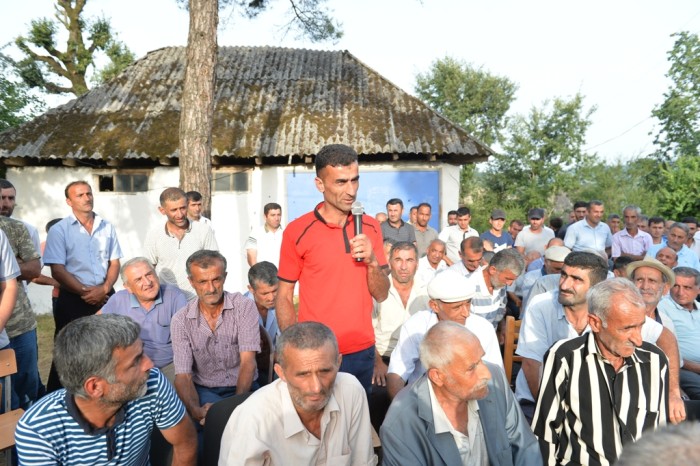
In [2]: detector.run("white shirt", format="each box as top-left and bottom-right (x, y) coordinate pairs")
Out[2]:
(387, 310), (503, 386)
(244, 224), (284, 268)
(373, 280), (430, 357)
(416, 256), (448, 285)
(438, 225), (479, 264)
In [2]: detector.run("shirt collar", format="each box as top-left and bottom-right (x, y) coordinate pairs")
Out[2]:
(163, 219), (192, 237)
(280, 379), (340, 438)
(428, 378), (479, 435)
(129, 286), (164, 309)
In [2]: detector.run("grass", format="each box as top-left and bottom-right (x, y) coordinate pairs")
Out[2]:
(36, 314), (55, 385)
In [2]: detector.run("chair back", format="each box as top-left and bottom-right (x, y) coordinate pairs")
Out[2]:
(0, 349), (24, 460)
(256, 325), (275, 387)
(503, 316), (523, 386)
(202, 392), (252, 466)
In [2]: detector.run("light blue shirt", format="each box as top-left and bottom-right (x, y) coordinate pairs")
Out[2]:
(563, 219), (612, 253)
(243, 290), (279, 345)
(0, 230), (20, 348)
(659, 296), (700, 362)
(43, 213), (122, 286)
(646, 243), (700, 271)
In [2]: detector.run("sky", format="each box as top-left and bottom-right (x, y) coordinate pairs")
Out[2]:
(2, 0), (699, 163)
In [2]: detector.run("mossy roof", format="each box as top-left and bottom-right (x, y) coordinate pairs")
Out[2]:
(0, 46), (493, 167)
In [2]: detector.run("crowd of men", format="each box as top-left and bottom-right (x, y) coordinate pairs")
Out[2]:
(0, 142), (699, 464)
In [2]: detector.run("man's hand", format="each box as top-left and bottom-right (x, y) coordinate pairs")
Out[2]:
(349, 234), (377, 264)
(669, 393), (686, 424)
(81, 284), (109, 306)
(373, 356), (388, 387)
(196, 402), (214, 426)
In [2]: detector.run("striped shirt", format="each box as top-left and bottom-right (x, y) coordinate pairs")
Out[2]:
(532, 332), (668, 466)
(468, 268), (507, 327)
(15, 369), (185, 465)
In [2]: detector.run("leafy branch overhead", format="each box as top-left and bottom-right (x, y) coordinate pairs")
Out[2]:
(14, 0), (135, 96)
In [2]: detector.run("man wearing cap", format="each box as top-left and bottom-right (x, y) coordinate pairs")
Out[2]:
(448, 236), (484, 280)
(438, 207), (478, 266)
(516, 252), (685, 423)
(564, 200), (613, 255)
(385, 270), (502, 400)
(515, 245), (570, 314)
(515, 208), (554, 257)
(413, 203), (438, 258)
(480, 209), (514, 252)
(627, 258), (677, 331)
(612, 205), (653, 261)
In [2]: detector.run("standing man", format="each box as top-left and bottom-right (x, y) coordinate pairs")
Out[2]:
(509, 219), (524, 242)
(44, 180), (122, 392)
(556, 201), (587, 240)
(438, 206), (478, 266)
(15, 314), (196, 465)
(381, 198), (416, 245)
(0, 229), (19, 409)
(413, 202), (438, 257)
(448, 236), (484, 279)
(172, 250), (260, 425)
(185, 190), (213, 228)
(277, 144), (389, 393)
(647, 222), (700, 271)
(515, 208), (554, 257)
(564, 200), (613, 255)
(481, 208), (514, 251)
(244, 202), (284, 268)
(416, 239), (448, 284)
(533, 279), (669, 465)
(408, 205), (418, 225)
(649, 216), (666, 245)
(607, 213), (622, 234)
(612, 205), (652, 261)
(144, 187), (218, 299)
(446, 210), (458, 226)
(99, 257), (188, 380)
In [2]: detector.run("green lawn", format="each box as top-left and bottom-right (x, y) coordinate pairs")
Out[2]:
(36, 313), (54, 385)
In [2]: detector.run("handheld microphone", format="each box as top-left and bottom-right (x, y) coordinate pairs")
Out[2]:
(351, 201), (364, 262)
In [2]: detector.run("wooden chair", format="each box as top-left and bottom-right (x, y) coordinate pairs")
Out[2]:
(503, 316), (523, 386)
(0, 349), (25, 464)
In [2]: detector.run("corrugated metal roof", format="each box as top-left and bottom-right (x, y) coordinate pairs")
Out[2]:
(0, 46), (493, 165)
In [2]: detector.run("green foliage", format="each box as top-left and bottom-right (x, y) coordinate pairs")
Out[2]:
(656, 154), (700, 218)
(0, 57), (45, 131)
(14, 0), (135, 96)
(652, 31), (700, 160)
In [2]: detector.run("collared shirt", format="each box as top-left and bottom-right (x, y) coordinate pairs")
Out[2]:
(514, 226), (555, 255)
(143, 220), (218, 299)
(468, 269), (507, 327)
(563, 219), (613, 253)
(387, 310), (502, 385)
(243, 290), (280, 345)
(447, 261), (479, 280)
(438, 225), (479, 264)
(428, 380), (488, 466)
(381, 220), (416, 244)
(16, 369), (186, 466)
(611, 228), (653, 258)
(219, 372), (377, 466)
(171, 291), (260, 387)
(533, 332), (668, 466)
(0, 216), (41, 337)
(659, 296), (700, 362)
(372, 279), (429, 357)
(416, 256), (448, 285)
(414, 226), (439, 258)
(43, 213), (122, 286)
(0, 230), (20, 348)
(244, 223), (284, 268)
(516, 290), (663, 403)
(101, 285), (187, 368)
(646, 243), (700, 271)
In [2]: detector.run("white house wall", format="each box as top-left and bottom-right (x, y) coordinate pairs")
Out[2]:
(8, 161), (460, 313)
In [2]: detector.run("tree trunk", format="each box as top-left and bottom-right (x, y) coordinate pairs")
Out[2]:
(179, 0), (218, 218)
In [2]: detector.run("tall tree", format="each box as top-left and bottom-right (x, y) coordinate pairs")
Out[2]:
(655, 154), (700, 219)
(483, 93), (596, 212)
(651, 31), (700, 160)
(178, 0), (342, 217)
(14, 0), (134, 96)
(0, 54), (45, 132)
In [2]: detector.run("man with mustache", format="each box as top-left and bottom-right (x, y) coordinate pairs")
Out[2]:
(219, 322), (376, 465)
(15, 314), (196, 465)
(381, 321), (541, 466)
(533, 279), (670, 465)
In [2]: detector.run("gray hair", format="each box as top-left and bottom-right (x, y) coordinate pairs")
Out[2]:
(587, 278), (645, 325)
(275, 322), (339, 368)
(248, 261), (278, 288)
(420, 321), (476, 370)
(673, 267), (700, 286)
(670, 222), (690, 237)
(54, 314), (141, 397)
(616, 422), (700, 466)
(489, 248), (525, 275)
(623, 205), (642, 216)
(120, 257), (156, 283)
(186, 250), (227, 277)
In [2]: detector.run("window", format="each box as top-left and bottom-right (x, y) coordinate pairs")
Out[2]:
(96, 172), (149, 193)
(213, 170), (250, 193)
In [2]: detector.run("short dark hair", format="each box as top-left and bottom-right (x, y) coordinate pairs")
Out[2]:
(550, 217), (563, 229)
(64, 181), (90, 199)
(264, 203), (281, 215)
(460, 236), (483, 254)
(186, 250), (227, 277)
(587, 200), (604, 209)
(456, 207), (471, 217)
(390, 241), (418, 259)
(682, 217), (699, 227)
(673, 267), (700, 286)
(573, 201), (588, 210)
(417, 202), (431, 211)
(607, 213), (620, 221)
(275, 322), (338, 368)
(510, 219), (524, 227)
(386, 198), (404, 208)
(0, 179), (15, 190)
(185, 191), (202, 202)
(314, 144), (358, 174)
(447, 210), (458, 217)
(612, 256), (634, 272)
(248, 261), (278, 288)
(564, 251), (608, 286)
(160, 187), (187, 206)
(649, 216), (665, 226)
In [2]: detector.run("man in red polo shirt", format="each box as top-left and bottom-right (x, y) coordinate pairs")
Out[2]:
(276, 144), (390, 392)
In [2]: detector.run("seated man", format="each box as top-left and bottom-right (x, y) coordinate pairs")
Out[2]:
(468, 248), (525, 327)
(172, 250), (260, 426)
(219, 322), (377, 465)
(533, 279), (669, 465)
(381, 321), (541, 466)
(15, 314), (195, 464)
(100, 257), (187, 380)
(386, 270), (502, 399)
(415, 239), (448, 285)
(244, 260), (280, 346)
